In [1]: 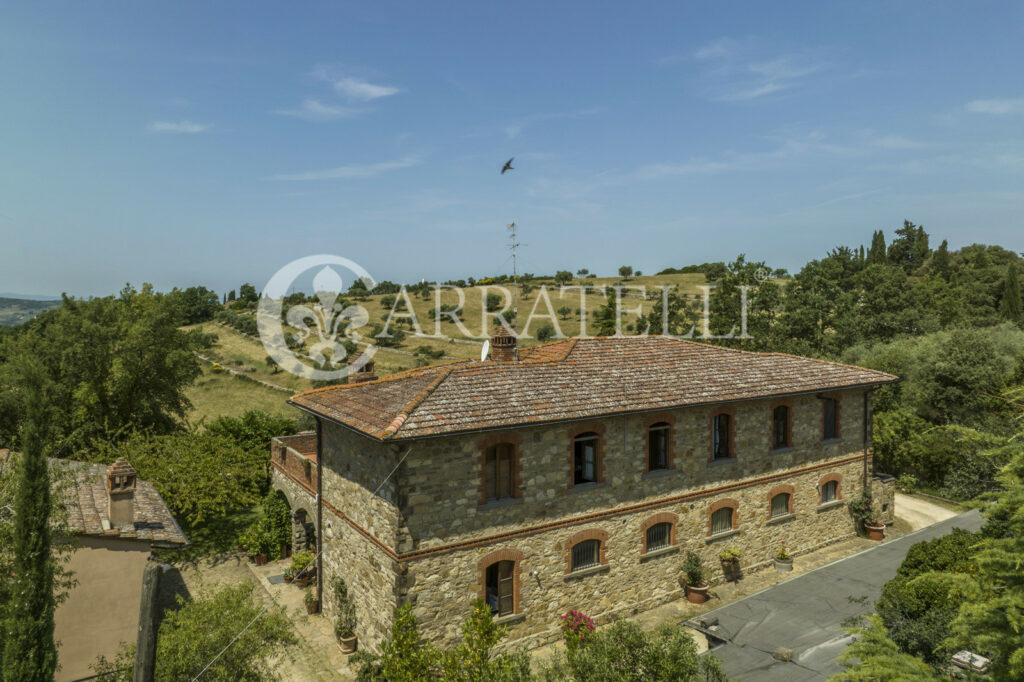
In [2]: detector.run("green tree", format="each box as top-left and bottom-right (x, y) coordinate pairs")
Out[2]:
(867, 230), (887, 265)
(2, 364), (57, 681)
(557, 306), (572, 320)
(553, 271), (574, 286)
(238, 283), (259, 303)
(440, 599), (532, 681)
(353, 604), (440, 681)
(831, 614), (938, 681)
(948, 449), (1024, 678)
(206, 409), (298, 463)
(542, 619), (727, 681)
(536, 323), (555, 342)
(887, 220), (930, 273)
(999, 264), (1023, 325)
(592, 290), (619, 337)
(929, 239), (952, 281)
(618, 265), (633, 279)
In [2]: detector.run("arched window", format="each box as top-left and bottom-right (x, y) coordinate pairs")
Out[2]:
(648, 422), (670, 471)
(710, 507), (733, 535)
(772, 405), (790, 449)
(485, 560), (515, 617)
(712, 413), (731, 460)
(770, 493), (791, 518)
(821, 480), (838, 503)
(645, 522), (672, 551)
(574, 432), (599, 484)
(571, 539), (601, 571)
(484, 443), (515, 502)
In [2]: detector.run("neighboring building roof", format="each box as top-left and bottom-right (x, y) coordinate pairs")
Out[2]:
(289, 336), (898, 442)
(61, 460), (188, 547)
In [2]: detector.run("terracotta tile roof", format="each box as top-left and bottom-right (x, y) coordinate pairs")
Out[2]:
(60, 460), (189, 547)
(289, 336), (898, 441)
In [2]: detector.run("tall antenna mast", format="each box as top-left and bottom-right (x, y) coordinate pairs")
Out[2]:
(507, 221), (519, 361)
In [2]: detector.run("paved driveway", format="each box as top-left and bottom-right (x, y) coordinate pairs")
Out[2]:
(688, 511), (984, 681)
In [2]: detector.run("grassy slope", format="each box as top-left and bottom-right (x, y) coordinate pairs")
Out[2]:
(185, 273), (711, 422)
(0, 297), (60, 326)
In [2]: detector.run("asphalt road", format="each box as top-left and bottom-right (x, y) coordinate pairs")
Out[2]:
(688, 511), (984, 681)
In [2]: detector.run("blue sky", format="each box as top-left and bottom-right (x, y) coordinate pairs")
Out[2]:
(2, 1), (1023, 297)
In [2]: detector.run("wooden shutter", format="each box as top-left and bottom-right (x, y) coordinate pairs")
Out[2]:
(497, 561), (514, 616)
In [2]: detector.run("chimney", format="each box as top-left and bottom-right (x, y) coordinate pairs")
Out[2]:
(106, 458), (137, 529)
(351, 360), (377, 383)
(489, 324), (518, 363)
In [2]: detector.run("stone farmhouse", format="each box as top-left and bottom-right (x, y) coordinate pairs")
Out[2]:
(270, 331), (897, 652)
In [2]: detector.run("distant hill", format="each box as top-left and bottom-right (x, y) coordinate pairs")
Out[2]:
(0, 297), (61, 326)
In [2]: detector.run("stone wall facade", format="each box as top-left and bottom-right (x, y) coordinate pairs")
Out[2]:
(284, 388), (876, 653)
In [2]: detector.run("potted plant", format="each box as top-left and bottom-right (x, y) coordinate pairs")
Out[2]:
(719, 546), (743, 582)
(680, 551), (710, 603)
(290, 550), (316, 588)
(774, 543), (793, 572)
(849, 491), (884, 539)
(240, 525), (270, 566)
(332, 577), (357, 654)
(304, 588), (320, 615)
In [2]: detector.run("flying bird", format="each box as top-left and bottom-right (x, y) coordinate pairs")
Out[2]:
(501, 158), (514, 174)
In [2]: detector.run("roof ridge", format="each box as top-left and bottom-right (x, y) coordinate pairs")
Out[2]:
(376, 365), (456, 439)
(290, 355), (473, 400)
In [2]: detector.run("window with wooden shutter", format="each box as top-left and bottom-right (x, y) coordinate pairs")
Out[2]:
(712, 414), (730, 459)
(823, 398), (838, 440)
(773, 405), (789, 448)
(485, 560), (515, 617)
(485, 443), (515, 501)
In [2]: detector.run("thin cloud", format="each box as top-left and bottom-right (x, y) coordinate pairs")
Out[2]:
(148, 120), (210, 133)
(271, 156), (420, 181)
(273, 99), (363, 121)
(333, 77), (400, 101)
(966, 98), (1024, 115)
(691, 39), (829, 102)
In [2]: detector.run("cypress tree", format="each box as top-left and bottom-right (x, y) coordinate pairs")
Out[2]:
(2, 365), (57, 682)
(1000, 264), (1023, 325)
(867, 230), (887, 264)
(931, 239), (952, 280)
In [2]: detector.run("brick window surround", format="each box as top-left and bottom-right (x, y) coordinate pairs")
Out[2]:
(769, 399), (795, 450)
(708, 407), (737, 461)
(767, 483), (795, 517)
(643, 414), (676, 474)
(476, 548), (524, 615)
(707, 498), (739, 536)
(640, 511), (679, 553)
(564, 528), (609, 574)
(820, 393), (842, 440)
(818, 473), (843, 503)
(477, 433), (523, 506)
(567, 422), (607, 489)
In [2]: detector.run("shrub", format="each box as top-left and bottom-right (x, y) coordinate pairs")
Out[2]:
(536, 323), (555, 342)
(332, 577), (356, 639)
(718, 547), (742, 562)
(558, 610), (595, 652)
(290, 550), (316, 579)
(848, 491), (876, 528)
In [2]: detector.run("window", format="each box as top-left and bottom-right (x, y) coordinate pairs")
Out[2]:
(770, 493), (791, 518)
(773, 405), (789, 449)
(484, 443), (515, 501)
(648, 422), (670, 471)
(485, 560), (515, 617)
(571, 539), (601, 572)
(574, 432), (599, 484)
(823, 398), (838, 439)
(710, 507), (733, 535)
(821, 480), (838, 503)
(712, 414), (731, 459)
(645, 522), (671, 552)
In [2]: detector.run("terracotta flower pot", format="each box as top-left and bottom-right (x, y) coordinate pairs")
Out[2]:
(338, 634), (358, 654)
(864, 523), (885, 541)
(305, 601), (320, 615)
(293, 575), (311, 588)
(685, 583), (710, 604)
(253, 553), (268, 566)
(774, 557), (793, 572)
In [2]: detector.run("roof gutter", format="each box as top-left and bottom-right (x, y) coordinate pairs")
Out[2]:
(287, 377), (898, 445)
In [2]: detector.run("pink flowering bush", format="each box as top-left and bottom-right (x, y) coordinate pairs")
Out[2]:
(559, 610), (596, 651)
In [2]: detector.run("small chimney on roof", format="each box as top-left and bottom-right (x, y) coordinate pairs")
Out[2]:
(489, 324), (518, 363)
(106, 458), (137, 529)
(351, 360), (377, 383)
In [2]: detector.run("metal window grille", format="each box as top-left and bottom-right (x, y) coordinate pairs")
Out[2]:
(646, 522), (671, 551)
(571, 539), (600, 571)
(770, 493), (790, 518)
(711, 507), (733, 535)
